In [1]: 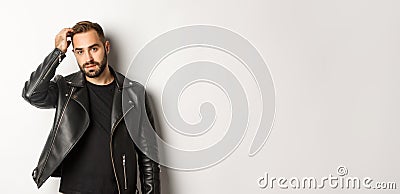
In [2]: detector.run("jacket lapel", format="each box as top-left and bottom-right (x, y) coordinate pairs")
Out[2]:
(111, 69), (136, 130)
(66, 71), (90, 114)
(71, 86), (90, 113)
(111, 87), (123, 128)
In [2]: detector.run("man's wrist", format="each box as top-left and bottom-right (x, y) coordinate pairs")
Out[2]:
(55, 47), (66, 55)
(53, 48), (66, 63)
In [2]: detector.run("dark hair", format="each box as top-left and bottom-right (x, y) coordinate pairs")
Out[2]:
(71, 21), (106, 43)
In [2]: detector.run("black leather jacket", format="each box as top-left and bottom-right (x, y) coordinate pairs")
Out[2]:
(22, 48), (160, 194)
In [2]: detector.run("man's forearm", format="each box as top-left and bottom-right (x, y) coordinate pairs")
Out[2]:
(22, 48), (65, 108)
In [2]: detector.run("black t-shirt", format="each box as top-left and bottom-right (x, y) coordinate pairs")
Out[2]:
(60, 80), (118, 194)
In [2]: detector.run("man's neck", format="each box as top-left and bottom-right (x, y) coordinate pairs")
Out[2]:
(86, 65), (114, 85)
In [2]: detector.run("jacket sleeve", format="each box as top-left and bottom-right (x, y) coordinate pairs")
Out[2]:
(22, 48), (65, 108)
(138, 91), (161, 194)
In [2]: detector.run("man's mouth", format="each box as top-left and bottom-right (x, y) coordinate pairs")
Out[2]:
(85, 63), (97, 69)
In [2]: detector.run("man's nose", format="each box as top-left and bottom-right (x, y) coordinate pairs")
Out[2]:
(84, 50), (93, 61)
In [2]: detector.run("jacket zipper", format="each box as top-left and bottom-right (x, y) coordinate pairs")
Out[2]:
(110, 104), (135, 194)
(29, 52), (63, 96)
(37, 86), (74, 182)
(42, 53), (63, 80)
(123, 154), (128, 190)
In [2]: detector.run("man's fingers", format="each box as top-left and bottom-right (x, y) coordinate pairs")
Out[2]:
(55, 28), (74, 53)
(59, 28), (74, 37)
(65, 28), (74, 34)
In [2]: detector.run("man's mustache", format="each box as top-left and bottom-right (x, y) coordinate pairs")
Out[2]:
(83, 61), (100, 68)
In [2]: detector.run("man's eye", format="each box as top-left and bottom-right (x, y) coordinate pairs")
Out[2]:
(75, 50), (83, 55)
(91, 47), (98, 52)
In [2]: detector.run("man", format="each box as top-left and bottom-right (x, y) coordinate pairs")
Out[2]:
(22, 21), (160, 194)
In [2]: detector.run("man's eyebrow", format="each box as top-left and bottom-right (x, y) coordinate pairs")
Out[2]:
(74, 43), (101, 51)
(88, 44), (101, 48)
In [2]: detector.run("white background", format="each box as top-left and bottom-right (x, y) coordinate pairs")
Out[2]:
(1, 0), (399, 193)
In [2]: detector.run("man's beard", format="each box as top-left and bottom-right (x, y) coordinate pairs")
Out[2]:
(79, 52), (108, 78)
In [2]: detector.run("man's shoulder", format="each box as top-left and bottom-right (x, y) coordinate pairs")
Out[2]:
(64, 71), (80, 80)
(51, 71), (79, 83)
(114, 71), (145, 90)
(52, 71), (85, 88)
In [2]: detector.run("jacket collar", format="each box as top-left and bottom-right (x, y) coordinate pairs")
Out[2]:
(66, 66), (131, 89)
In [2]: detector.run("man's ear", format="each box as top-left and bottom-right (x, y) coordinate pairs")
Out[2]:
(105, 41), (111, 54)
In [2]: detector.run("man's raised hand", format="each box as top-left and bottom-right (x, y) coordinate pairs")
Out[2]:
(55, 28), (73, 53)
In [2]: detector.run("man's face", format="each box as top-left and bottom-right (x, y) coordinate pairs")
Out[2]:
(72, 29), (110, 78)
